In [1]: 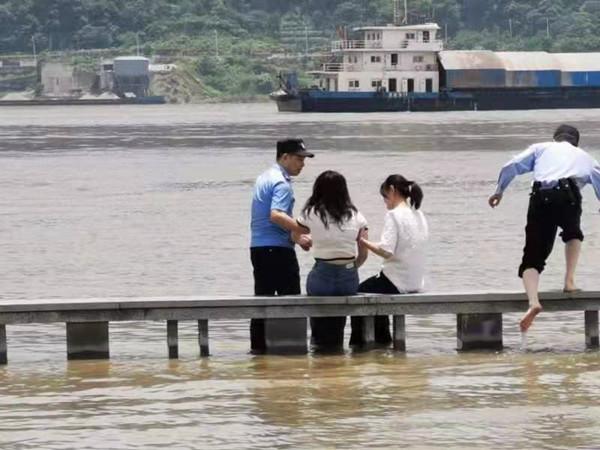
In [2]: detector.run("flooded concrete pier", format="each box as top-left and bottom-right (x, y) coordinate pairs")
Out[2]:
(0, 291), (599, 363)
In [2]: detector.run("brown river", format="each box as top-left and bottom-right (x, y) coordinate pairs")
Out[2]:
(1, 103), (600, 449)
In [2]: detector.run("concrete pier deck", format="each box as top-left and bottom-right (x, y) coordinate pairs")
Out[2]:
(0, 291), (598, 363)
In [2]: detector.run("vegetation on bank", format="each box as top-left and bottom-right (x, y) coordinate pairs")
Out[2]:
(2, 0), (600, 100)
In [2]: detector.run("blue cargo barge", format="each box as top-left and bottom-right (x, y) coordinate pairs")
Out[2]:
(271, 21), (600, 113)
(276, 86), (600, 113)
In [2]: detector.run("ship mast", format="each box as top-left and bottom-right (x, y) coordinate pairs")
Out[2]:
(393, 0), (408, 25)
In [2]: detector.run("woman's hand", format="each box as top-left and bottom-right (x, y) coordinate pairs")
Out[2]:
(293, 233), (312, 251)
(358, 228), (369, 244)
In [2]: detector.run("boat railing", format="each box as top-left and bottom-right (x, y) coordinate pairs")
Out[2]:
(333, 39), (443, 51)
(321, 63), (362, 72)
(332, 40), (383, 51)
(400, 39), (444, 51)
(319, 62), (439, 72)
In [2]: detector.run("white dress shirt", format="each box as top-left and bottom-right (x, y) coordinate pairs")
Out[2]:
(495, 141), (600, 199)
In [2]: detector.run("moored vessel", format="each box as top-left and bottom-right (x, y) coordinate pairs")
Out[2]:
(271, 2), (600, 112)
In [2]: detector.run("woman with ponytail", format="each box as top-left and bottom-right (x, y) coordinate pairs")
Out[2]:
(350, 174), (429, 346)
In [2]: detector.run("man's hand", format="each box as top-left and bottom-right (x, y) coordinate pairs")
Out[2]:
(488, 193), (503, 208)
(295, 234), (312, 251)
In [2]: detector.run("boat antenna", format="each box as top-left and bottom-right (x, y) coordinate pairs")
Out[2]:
(394, 0), (408, 25)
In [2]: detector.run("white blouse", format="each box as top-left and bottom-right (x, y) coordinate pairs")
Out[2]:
(379, 205), (428, 292)
(298, 210), (368, 260)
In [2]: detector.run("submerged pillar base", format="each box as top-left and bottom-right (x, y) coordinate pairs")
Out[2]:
(457, 313), (503, 351)
(393, 315), (406, 352)
(198, 320), (209, 357)
(167, 320), (179, 359)
(0, 325), (6, 365)
(66, 322), (110, 360)
(264, 318), (307, 355)
(585, 311), (599, 350)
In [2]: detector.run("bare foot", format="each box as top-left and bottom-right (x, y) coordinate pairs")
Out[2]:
(563, 287), (581, 294)
(519, 305), (543, 332)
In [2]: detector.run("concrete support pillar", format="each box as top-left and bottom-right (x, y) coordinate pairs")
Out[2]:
(360, 316), (375, 348)
(66, 322), (109, 360)
(0, 325), (6, 365)
(264, 318), (307, 355)
(393, 315), (406, 352)
(167, 320), (178, 359)
(198, 320), (209, 357)
(585, 311), (599, 349)
(457, 313), (503, 351)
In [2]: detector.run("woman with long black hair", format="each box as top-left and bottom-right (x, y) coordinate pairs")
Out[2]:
(296, 170), (368, 350)
(350, 174), (429, 346)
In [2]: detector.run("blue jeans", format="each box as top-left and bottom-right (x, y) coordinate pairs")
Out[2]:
(307, 260), (359, 350)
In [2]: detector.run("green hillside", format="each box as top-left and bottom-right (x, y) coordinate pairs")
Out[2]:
(2, 1), (599, 99)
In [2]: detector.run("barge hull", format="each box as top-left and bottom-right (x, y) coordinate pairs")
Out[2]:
(275, 87), (600, 112)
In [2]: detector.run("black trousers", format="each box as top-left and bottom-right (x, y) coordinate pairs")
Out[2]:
(250, 247), (300, 352)
(349, 272), (400, 346)
(519, 180), (583, 278)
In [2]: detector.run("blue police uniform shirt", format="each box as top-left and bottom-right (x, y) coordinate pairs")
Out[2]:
(251, 164), (296, 248)
(494, 141), (600, 200)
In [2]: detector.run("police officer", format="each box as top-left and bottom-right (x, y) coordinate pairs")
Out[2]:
(249, 138), (314, 353)
(489, 125), (600, 332)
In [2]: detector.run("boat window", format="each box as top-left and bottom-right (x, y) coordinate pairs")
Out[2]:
(370, 56), (381, 63)
(406, 33), (416, 39)
(413, 56), (424, 63)
(349, 80), (360, 89)
(371, 80), (383, 88)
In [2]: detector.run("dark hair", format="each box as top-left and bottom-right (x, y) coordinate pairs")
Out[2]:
(302, 170), (357, 229)
(380, 174), (424, 210)
(553, 124), (580, 147)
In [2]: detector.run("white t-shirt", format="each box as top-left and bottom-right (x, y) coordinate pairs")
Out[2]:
(297, 210), (368, 260)
(379, 205), (428, 292)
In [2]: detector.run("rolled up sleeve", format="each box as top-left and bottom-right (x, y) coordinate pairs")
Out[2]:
(495, 145), (538, 195)
(271, 182), (294, 212)
(590, 160), (600, 201)
(379, 212), (397, 255)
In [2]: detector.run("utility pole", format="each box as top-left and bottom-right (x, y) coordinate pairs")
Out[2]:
(304, 25), (309, 57)
(214, 30), (219, 59)
(509, 18), (513, 37)
(546, 17), (550, 38)
(404, 0), (408, 24)
(31, 35), (37, 67)
(135, 33), (140, 56)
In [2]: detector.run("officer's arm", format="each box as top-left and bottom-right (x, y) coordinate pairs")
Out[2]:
(269, 181), (302, 232)
(270, 209), (305, 234)
(494, 145), (538, 195)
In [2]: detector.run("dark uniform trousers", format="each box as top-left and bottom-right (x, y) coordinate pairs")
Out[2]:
(250, 247), (300, 352)
(349, 272), (400, 346)
(519, 178), (584, 277)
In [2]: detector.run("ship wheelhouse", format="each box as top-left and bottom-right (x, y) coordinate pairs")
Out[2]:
(310, 23), (442, 95)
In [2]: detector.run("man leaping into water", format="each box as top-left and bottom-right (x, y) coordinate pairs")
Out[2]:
(489, 125), (600, 332)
